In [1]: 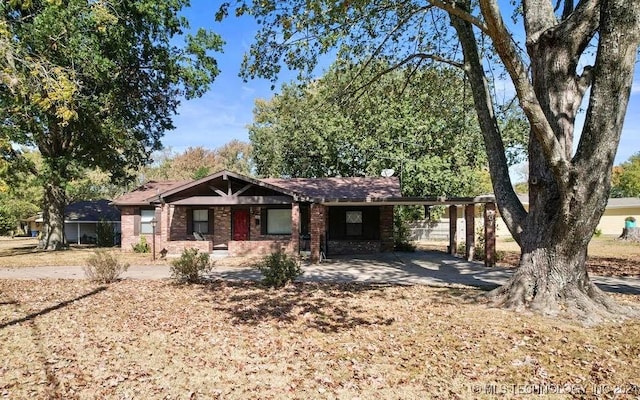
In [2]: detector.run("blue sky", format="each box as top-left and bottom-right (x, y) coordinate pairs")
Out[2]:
(166, 2), (640, 166)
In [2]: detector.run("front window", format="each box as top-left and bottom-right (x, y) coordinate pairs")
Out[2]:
(267, 209), (292, 234)
(140, 209), (155, 234)
(346, 210), (363, 236)
(193, 209), (209, 234)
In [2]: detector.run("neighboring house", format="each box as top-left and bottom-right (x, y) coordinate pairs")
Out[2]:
(489, 195), (640, 238)
(64, 199), (121, 244)
(112, 170), (399, 261)
(596, 197), (640, 236)
(22, 199), (121, 243)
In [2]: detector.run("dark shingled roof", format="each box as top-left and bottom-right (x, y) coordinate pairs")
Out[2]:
(263, 177), (401, 200)
(111, 172), (402, 206)
(65, 199), (121, 222)
(112, 180), (190, 205)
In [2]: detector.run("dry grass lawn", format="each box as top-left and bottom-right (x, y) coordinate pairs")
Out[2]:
(1, 236), (639, 398)
(1, 279), (640, 399)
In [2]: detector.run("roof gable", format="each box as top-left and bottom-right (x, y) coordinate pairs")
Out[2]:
(159, 170), (304, 202)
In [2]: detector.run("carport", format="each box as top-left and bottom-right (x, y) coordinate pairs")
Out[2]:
(319, 195), (498, 267)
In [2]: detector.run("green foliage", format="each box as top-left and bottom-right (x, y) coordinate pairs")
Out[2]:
(1, 0), (222, 246)
(96, 220), (115, 248)
(132, 236), (150, 253)
(611, 153), (640, 198)
(393, 206), (417, 252)
(250, 64), (524, 197)
(84, 250), (129, 283)
(256, 251), (302, 288)
(593, 228), (603, 238)
(170, 248), (212, 283)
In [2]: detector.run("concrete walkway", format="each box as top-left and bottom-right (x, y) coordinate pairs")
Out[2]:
(1, 251), (639, 295)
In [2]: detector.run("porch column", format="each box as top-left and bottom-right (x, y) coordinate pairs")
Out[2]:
(484, 202), (497, 267)
(161, 204), (171, 245)
(291, 202), (300, 254)
(379, 206), (394, 252)
(310, 204), (327, 263)
(465, 204), (475, 261)
(448, 205), (457, 255)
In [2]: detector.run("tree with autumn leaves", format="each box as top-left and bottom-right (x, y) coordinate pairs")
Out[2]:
(1, 0), (222, 249)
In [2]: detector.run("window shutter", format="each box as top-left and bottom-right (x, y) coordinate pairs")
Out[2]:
(133, 207), (140, 235)
(186, 208), (193, 235)
(260, 208), (267, 235)
(208, 209), (215, 235)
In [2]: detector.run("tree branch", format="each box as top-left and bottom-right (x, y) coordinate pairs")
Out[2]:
(553, 0), (600, 58)
(428, 0), (490, 34)
(522, 0), (557, 42)
(351, 53), (464, 101)
(449, 5), (527, 243)
(479, 0), (570, 182)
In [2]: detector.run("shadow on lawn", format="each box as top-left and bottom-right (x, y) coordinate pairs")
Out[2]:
(0, 286), (107, 329)
(202, 281), (397, 333)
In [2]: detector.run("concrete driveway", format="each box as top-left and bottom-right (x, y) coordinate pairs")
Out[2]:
(1, 251), (639, 295)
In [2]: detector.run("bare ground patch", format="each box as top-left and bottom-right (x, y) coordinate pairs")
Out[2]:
(1, 279), (639, 399)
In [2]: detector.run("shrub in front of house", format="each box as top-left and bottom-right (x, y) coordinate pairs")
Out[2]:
(256, 251), (302, 288)
(96, 219), (116, 247)
(132, 236), (150, 253)
(170, 248), (213, 283)
(84, 250), (130, 283)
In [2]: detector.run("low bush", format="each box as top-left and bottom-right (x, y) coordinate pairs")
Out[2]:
(256, 251), (302, 288)
(132, 236), (150, 253)
(96, 220), (116, 247)
(170, 248), (212, 283)
(84, 250), (130, 283)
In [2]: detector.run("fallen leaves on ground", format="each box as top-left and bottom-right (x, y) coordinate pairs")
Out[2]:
(1, 280), (639, 399)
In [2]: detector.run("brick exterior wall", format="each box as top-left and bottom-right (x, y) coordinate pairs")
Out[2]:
(119, 202), (390, 259)
(310, 204), (327, 262)
(229, 239), (294, 257)
(214, 207), (231, 247)
(120, 206), (137, 251)
(379, 205), (394, 252)
(327, 240), (381, 255)
(169, 206), (188, 240)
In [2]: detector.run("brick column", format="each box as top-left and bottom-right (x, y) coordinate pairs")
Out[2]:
(379, 206), (394, 252)
(160, 204), (170, 248)
(448, 205), (457, 255)
(465, 204), (475, 261)
(290, 203), (300, 254)
(484, 202), (497, 267)
(120, 206), (136, 251)
(310, 204), (327, 263)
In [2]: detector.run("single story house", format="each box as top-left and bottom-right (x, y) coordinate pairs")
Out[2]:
(22, 199), (121, 244)
(64, 199), (121, 244)
(112, 170), (398, 262)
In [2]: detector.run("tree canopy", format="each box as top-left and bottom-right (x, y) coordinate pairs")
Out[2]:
(611, 152), (640, 198)
(219, 0), (640, 322)
(139, 141), (254, 182)
(1, 0), (222, 248)
(250, 64), (526, 197)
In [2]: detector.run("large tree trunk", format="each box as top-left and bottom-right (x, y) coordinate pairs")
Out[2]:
(40, 179), (67, 250)
(452, 0), (640, 322)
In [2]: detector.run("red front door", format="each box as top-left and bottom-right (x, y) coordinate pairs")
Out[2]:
(232, 209), (250, 241)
